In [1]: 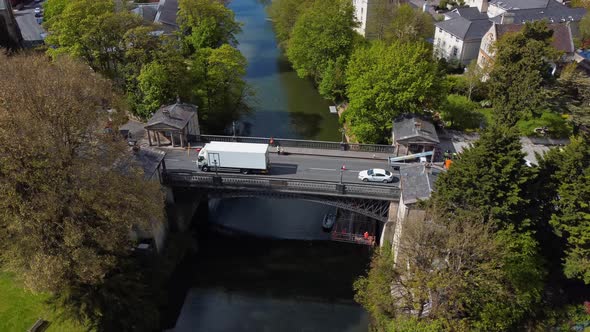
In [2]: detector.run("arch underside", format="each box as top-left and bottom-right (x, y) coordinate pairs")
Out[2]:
(205, 189), (391, 222)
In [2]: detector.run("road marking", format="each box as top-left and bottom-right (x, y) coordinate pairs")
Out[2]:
(309, 168), (361, 172)
(272, 165), (297, 168)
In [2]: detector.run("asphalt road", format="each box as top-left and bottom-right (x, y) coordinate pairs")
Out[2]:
(13, 0), (46, 46)
(163, 149), (400, 186)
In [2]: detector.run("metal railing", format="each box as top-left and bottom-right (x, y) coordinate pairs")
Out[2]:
(163, 170), (400, 200)
(197, 135), (395, 154)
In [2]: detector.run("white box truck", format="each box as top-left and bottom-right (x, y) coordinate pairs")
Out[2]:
(197, 142), (270, 174)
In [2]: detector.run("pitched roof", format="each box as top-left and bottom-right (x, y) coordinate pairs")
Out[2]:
(454, 7), (490, 20)
(495, 22), (575, 53)
(393, 114), (440, 144)
(146, 102), (197, 130)
(400, 164), (442, 204)
(490, 2), (586, 24)
(154, 0), (179, 28)
(131, 4), (159, 23)
(489, 0), (549, 11)
(436, 16), (492, 41)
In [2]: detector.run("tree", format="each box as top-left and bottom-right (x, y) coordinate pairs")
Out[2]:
(286, 0), (356, 82)
(580, 11), (590, 47)
(0, 53), (165, 330)
(318, 55), (348, 101)
(431, 124), (533, 228)
(463, 60), (487, 101)
(538, 136), (590, 284)
(439, 94), (483, 130)
(487, 21), (559, 126)
(44, 0), (143, 79)
(267, 0), (314, 46)
(191, 44), (250, 132)
(178, 0), (242, 51)
(385, 4), (434, 43)
(354, 212), (544, 331)
(343, 41), (443, 143)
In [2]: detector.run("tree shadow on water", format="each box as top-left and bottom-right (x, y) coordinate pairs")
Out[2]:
(289, 112), (323, 139)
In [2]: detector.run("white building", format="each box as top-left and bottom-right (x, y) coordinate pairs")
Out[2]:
(352, 0), (405, 39)
(434, 8), (491, 65)
(433, 0), (585, 66)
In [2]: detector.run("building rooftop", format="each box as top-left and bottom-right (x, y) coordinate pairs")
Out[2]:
(154, 0), (179, 29)
(494, 22), (575, 53)
(393, 115), (440, 144)
(400, 164), (441, 204)
(133, 147), (165, 180)
(489, 0), (549, 11)
(146, 102), (197, 130)
(131, 4), (159, 23)
(489, 2), (586, 24)
(436, 16), (493, 41)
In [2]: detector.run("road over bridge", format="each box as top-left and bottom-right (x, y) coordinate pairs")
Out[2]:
(159, 136), (402, 222)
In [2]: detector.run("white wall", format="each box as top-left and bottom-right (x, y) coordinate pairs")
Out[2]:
(353, 0), (368, 36)
(434, 27), (465, 63)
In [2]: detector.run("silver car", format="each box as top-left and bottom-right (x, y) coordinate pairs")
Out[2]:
(358, 168), (394, 183)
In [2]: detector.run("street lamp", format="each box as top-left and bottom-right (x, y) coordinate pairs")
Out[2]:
(340, 163), (346, 184)
(232, 121), (237, 140)
(213, 159), (219, 176)
(339, 127), (345, 144)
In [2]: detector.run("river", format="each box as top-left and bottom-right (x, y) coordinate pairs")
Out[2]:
(167, 0), (371, 331)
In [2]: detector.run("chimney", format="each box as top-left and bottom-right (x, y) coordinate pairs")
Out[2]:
(500, 12), (514, 24)
(162, 107), (170, 117)
(415, 120), (422, 129)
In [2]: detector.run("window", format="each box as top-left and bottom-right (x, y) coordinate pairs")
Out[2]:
(452, 46), (458, 58)
(438, 28), (443, 33)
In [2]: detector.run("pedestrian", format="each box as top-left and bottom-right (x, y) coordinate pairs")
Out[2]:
(269, 137), (275, 146)
(363, 231), (369, 240)
(452, 152), (458, 160)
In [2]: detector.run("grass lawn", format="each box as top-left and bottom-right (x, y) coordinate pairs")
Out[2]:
(0, 272), (84, 332)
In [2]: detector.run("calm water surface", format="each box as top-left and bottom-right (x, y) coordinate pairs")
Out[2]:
(230, 0), (341, 141)
(169, 1), (370, 331)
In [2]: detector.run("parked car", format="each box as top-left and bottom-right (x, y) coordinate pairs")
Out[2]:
(34, 11), (42, 17)
(322, 213), (336, 232)
(34, 7), (41, 14)
(36, 17), (43, 25)
(358, 168), (395, 183)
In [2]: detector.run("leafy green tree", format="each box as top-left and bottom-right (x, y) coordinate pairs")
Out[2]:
(0, 54), (164, 330)
(286, 0), (356, 82)
(318, 55), (348, 101)
(267, 0), (314, 46)
(580, 11), (590, 46)
(487, 21), (559, 126)
(44, 0), (143, 79)
(42, 0), (69, 24)
(431, 124), (533, 228)
(191, 44), (250, 132)
(439, 94), (483, 130)
(343, 41), (443, 143)
(538, 136), (590, 283)
(385, 4), (434, 43)
(178, 0), (242, 51)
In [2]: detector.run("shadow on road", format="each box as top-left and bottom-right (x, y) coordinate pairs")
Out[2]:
(270, 163), (298, 175)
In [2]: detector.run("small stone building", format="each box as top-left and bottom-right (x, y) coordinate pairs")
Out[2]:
(392, 115), (440, 156)
(145, 101), (199, 148)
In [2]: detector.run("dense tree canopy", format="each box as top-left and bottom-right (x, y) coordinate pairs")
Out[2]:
(384, 4), (434, 43)
(44, 0), (143, 78)
(355, 212), (544, 331)
(487, 21), (559, 126)
(0, 53), (164, 331)
(267, 0), (314, 46)
(537, 136), (590, 284)
(286, 0), (357, 82)
(343, 41), (443, 143)
(178, 0), (242, 51)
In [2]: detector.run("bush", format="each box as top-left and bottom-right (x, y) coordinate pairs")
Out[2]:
(517, 111), (572, 138)
(439, 94), (484, 130)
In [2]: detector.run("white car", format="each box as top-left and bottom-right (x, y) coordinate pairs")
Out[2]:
(34, 7), (42, 14)
(358, 168), (394, 183)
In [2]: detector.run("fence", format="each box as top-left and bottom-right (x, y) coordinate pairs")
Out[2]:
(197, 135), (395, 154)
(163, 170), (400, 200)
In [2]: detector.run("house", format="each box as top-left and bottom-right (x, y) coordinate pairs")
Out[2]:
(433, 0), (586, 65)
(389, 164), (442, 263)
(434, 7), (492, 65)
(477, 21), (576, 70)
(392, 114), (440, 156)
(145, 100), (200, 148)
(131, 0), (179, 35)
(352, 0), (406, 39)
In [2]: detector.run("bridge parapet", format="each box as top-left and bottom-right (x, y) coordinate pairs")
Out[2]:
(198, 135), (395, 154)
(163, 170), (400, 201)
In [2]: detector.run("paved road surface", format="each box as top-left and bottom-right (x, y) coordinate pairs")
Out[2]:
(163, 148), (399, 186)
